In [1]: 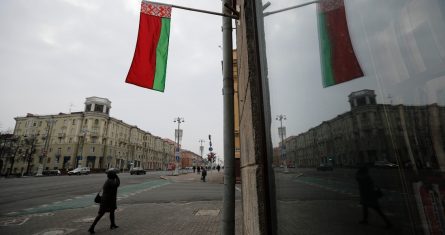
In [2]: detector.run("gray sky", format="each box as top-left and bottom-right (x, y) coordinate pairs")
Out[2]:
(1, 0), (444, 156)
(0, 0), (224, 157)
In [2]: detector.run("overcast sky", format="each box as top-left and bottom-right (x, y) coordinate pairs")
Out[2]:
(1, 0), (444, 156)
(0, 0), (226, 158)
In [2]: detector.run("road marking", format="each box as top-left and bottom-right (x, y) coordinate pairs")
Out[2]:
(0, 216), (29, 226)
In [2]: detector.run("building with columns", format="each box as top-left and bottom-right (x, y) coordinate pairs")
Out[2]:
(1, 97), (175, 175)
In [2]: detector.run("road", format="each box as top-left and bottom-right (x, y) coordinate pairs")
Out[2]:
(0, 170), (240, 217)
(274, 167), (416, 235)
(0, 168), (418, 234)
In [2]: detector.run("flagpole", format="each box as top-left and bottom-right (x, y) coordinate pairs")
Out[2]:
(146, 1), (239, 19)
(263, 1), (320, 17)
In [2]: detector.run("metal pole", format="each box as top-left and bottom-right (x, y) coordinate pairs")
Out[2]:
(173, 117), (183, 175)
(263, 1), (320, 17)
(221, 0), (235, 233)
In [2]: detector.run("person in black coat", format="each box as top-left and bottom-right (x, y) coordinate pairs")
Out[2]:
(201, 167), (207, 182)
(89, 171), (120, 234)
(356, 166), (392, 228)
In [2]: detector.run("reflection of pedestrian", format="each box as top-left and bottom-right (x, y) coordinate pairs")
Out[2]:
(356, 166), (392, 228)
(89, 171), (120, 234)
(201, 167), (207, 182)
(216, 165), (221, 172)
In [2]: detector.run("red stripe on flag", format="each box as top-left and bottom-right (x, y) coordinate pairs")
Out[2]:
(324, 5), (363, 84)
(126, 14), (162, 89)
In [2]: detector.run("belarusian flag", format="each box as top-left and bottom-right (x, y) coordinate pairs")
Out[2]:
(126, 1), (172, 92)
(317, 0), (363, 87)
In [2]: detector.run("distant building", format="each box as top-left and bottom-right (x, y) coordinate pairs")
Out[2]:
(285, 90), (445, 170)
(180, 149), (202, 168)
(1, 97), (175, 175)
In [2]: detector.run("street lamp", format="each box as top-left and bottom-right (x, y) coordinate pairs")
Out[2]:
(173, 117), (184, 176)
(276, 114), (288, 172)
(199, 139), (205, 161)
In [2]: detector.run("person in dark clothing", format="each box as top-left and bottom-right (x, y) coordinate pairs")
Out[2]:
(192, 165), (196, 173)
(89, 171), (120, 234)
(201, 167), (207, 182)
(356, 166), (392, 228)
(216, 165), (221, 172)
(197, 166), (201, 174)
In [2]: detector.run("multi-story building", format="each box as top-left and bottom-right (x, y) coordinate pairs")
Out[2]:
(1, 97), (175, 175)
(180, 149), (202, 168)
(285, 90), (445, 170)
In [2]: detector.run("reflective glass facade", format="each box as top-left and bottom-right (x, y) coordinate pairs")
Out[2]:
(260, 0), (445, 234)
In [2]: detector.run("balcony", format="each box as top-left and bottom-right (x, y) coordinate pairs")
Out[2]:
(57, 133), (66, 138)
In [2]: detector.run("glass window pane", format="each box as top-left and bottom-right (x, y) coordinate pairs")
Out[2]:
(261, 0), (445, 234)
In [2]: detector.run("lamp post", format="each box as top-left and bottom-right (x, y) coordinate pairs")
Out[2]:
(173, 117), (184, 176)
(276, 114), (288, 172)
(199, 139), (205, 162)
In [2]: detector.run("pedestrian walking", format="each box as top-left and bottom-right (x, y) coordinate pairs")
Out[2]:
(197, 166), (201, 174)
(201, 167), (207, 182)
(216, 165), (221, 172)
(192, 166), (196, 173)
(355, 166), (392, 228)
(88, 171), (120, 234)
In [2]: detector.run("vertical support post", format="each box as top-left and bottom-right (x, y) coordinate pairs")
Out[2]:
(221, 0), (235, 233)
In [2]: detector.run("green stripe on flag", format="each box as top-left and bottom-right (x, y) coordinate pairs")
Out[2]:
(318, 13), (335, 87)
(153, 18), (171, 92)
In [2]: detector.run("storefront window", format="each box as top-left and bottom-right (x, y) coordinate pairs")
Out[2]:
(261, 0), (445, 234)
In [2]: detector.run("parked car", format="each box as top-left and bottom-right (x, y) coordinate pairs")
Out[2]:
(130, 167), (146, 175)
(42, 170), (61, 176)
(317, 164), (333, 171)
(374, 161), (398, 168)
(105, 168), (120, 174)
(67, 167), (90, 175)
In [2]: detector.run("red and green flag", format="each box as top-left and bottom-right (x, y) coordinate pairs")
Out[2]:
(317, 0), (363, 87)
(126, 1), (172, 92)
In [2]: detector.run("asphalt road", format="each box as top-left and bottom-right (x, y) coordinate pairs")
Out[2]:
(0, 170), (242, 215)
(0, 168), (418, 234)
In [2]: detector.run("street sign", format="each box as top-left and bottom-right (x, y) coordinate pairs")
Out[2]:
(175, 156), (180, 162)
(209, 147), (213, 151)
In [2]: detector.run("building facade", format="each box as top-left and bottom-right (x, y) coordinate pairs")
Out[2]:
(180, 149), (202, 168)
(1, 97), (175, 175)
(285, 90), (445, 170)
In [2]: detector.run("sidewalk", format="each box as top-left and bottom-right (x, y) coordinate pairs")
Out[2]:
(0, 171), (243, 235)
(161, 169), (225, 184)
